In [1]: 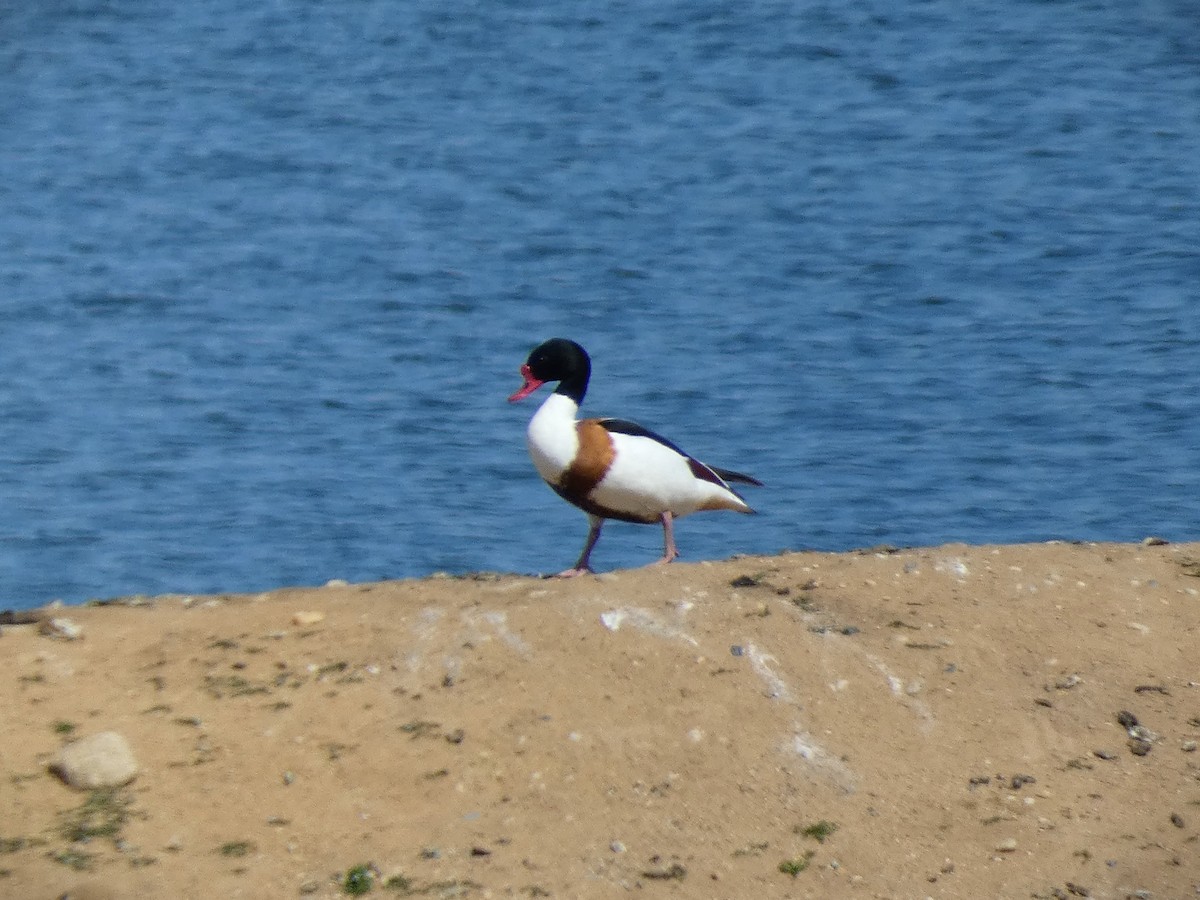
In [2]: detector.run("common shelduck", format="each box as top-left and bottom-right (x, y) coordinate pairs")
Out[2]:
(508, 338), (762, 577)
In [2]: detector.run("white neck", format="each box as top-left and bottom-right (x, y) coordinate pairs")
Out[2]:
(526, 393), (580, 482)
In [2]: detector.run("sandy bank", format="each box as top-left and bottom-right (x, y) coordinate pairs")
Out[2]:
(2, 541), (1198, 899)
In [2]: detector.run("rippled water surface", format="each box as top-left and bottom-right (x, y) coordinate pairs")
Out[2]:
(2, 1), (1198, 607)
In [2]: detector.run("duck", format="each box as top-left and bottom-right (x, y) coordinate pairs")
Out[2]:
(508, 338), (762, 577)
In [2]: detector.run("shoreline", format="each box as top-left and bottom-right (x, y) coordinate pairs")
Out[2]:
(2, 540), (1198, 899)
(10, 535), (1185, 616)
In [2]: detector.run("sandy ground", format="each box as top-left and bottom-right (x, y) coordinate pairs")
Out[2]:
(1, 541), (1199, 900)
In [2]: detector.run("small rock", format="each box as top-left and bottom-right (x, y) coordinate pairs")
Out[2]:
(1181, 740), (1197, 753)
(0, 609), (44, 625)
(610, 840), (626, 854)
(1093, 749), (1117, 761)
(1116, 710), (1139, 729)
(40, 617), (83, 641)
(642, 862), (687, 880)
(292, 610), (325, 626)
(1131, 724), (1158, 742)
(1170, 813), (1185, 828)
(1133, 684), (1169, 695)
(599, 610), (625, 631)
(1141, 536), (1169, 546)
(995, 838), (1018, 852)
(51, 731), (138, 789)
(1128, 738), (1152, 757)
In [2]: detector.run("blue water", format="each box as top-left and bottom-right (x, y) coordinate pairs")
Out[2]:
(2, 1), (1198, 608)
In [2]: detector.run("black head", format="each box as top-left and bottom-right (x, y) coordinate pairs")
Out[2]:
(507, 338), (592, 404)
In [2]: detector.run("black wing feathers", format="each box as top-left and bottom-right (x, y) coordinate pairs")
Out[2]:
(709, 466), (764, 487)
(597, 418), (689, 457)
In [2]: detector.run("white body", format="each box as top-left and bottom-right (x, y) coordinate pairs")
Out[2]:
(526, 393), (751, 520)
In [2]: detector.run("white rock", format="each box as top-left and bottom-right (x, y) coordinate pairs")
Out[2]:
(40, 617), (83, 640)
(292, 610), (325, 626)
(51, 731), (139, 789)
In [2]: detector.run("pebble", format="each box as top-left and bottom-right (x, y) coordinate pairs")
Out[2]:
(292, 611), (325, 626)
(40, 617), (83, 641)
(1182, 740), (1197, 753)
(1116, 710), (1139, 729)
(51, 731), (139, 789)
(1128, 738), (1153, 757)
(995, 838), (1018, 852)
(599, 611), (624, 631)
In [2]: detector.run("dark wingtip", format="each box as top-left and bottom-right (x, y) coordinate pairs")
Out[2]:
(710, 466), (763, 487)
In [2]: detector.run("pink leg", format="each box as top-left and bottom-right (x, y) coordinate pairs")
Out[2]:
(557, 516), (603, 578)
(648, 511), (679, 566)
